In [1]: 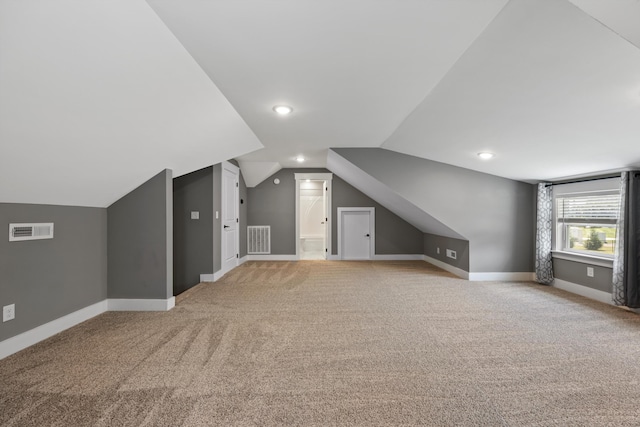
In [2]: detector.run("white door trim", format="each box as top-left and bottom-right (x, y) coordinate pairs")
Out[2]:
(295, 173), (332, 260)
(337, 207), (375, 260)
(221, 161), (240, 275)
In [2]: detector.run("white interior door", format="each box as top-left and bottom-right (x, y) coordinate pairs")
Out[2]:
(221, 162), (239, 274)
(323, 181), (328, 259)
(339, 208), (374, 260)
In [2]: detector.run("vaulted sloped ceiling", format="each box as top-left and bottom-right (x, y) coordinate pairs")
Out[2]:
(0, 0), (262, 207)
(382, 0), (640, 182)
(145, 0), (510, 184)
(2, 0), (640, 206)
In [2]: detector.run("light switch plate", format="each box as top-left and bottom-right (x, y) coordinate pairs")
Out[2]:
(587, 267), (594, 277)
(191, 211), (199, 220)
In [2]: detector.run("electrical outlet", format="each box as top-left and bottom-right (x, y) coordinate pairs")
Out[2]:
(215, 211), (219, 219)
(437, 247), (440, 254)
(446, 249), (457, 260)
(587, 267), (594, 278)
(191, 211), (199, 220)
(3, 304), (15, 322)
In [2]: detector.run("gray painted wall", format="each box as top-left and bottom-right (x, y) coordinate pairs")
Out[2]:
(173, 166), (213, 295)
(247, 168), (425, 256)
(239, 171), (248, 258)
(332, 175), (423, 255)
(213, 164), (222, 273)
(247, 168), (299, 254)
(108, 169), (173, 300)
(332, 148), (535, 272)
(173, 161), (246, 284)
(0, 203), (107, 341)
(423, 233), (470, 272)
(553, 259), (613, 293)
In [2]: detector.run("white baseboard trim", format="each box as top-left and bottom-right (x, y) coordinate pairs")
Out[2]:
(1, 296), (176, 360)
(327, 254), (340, 260)
(107, 297), (175, 312)
(200, 270), (225, 282)
(246, 255), (298, 261)
(0, 300), (108, 360)
(468, 272), (536, 281)
(552, 278), (613, 305)
(373, 254), (425, 261)
(239, 255), (248, 266)
(422, 256), (534, 282)
(423, 255), (469, 279)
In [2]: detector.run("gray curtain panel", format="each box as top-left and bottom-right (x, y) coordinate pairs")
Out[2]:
(535, 183), (554, 285)
(614, 172), (640, 308)
(612, 172), (627, 306)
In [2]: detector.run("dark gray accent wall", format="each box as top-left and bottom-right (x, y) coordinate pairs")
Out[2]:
(239, 171), (248, 258)
(553, 258), (613, 293)
(173, 166), (213, 295)
(0, 203), (107, 341)
(248, 168), (425, 256)
(108, 169), (173, 300)
(423, 233), (470, 272)
(213, 164), (222, 273)
(332, 148), (535, 272)
(332, 175), (423, 255)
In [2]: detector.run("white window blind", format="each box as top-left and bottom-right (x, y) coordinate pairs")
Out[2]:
(557, 192), (620, 224)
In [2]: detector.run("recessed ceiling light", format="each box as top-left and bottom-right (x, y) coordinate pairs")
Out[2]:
(296, 156), (305, 163)
(477, 152), (494, 160)
(273, 105), (293, 115)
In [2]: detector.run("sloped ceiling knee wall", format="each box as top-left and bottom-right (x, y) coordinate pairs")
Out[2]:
(327, 148), (534, 273)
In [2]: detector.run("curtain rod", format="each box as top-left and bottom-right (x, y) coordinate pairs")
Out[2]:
(544, 174), (621, 187)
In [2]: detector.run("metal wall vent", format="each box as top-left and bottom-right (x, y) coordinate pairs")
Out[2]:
(248, 226), (270, 254)
(9, 223), (54, 242)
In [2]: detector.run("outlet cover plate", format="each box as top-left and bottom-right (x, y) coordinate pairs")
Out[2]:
(3, 304), (15, 322)
(446, 249), (457, 260)
(587, 267), (594, 277)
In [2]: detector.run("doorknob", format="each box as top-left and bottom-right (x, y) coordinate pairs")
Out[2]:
(365, 234), (370, 237)
(224, 225), (230, 229)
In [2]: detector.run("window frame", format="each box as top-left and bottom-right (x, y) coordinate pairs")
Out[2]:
(552, 178), (620, 264)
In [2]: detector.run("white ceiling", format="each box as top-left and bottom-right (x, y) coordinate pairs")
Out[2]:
(2, 0), (640, 205)
(146, 0), (510, 182)
(383, 0), (640, 182)
(0, 0), (261, 207)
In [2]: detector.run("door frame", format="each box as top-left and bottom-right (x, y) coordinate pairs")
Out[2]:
(221, 161), (240, 275)
(295, 173), (333, 260)
(337, 207), (375, 260)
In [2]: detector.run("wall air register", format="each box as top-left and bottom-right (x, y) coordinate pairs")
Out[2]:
(247, 225), (270, 254)
(9, 223), (54, 242)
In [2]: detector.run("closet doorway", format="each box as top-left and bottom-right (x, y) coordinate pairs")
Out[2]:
(295, 173), (333, 260)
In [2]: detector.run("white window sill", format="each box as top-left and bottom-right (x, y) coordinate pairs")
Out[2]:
(551, 250), (614, 268)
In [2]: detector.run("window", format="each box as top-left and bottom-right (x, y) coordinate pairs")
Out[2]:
(555, 191), (620, 258)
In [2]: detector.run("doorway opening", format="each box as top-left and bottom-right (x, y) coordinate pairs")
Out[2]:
(295, 173), (333, 260)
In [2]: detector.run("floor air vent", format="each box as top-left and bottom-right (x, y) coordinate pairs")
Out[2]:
(248, 226), (270, 254)
(9, 223), (54, 242)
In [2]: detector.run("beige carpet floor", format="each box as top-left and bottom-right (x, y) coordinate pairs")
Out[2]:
(1, 261), (640, 426)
